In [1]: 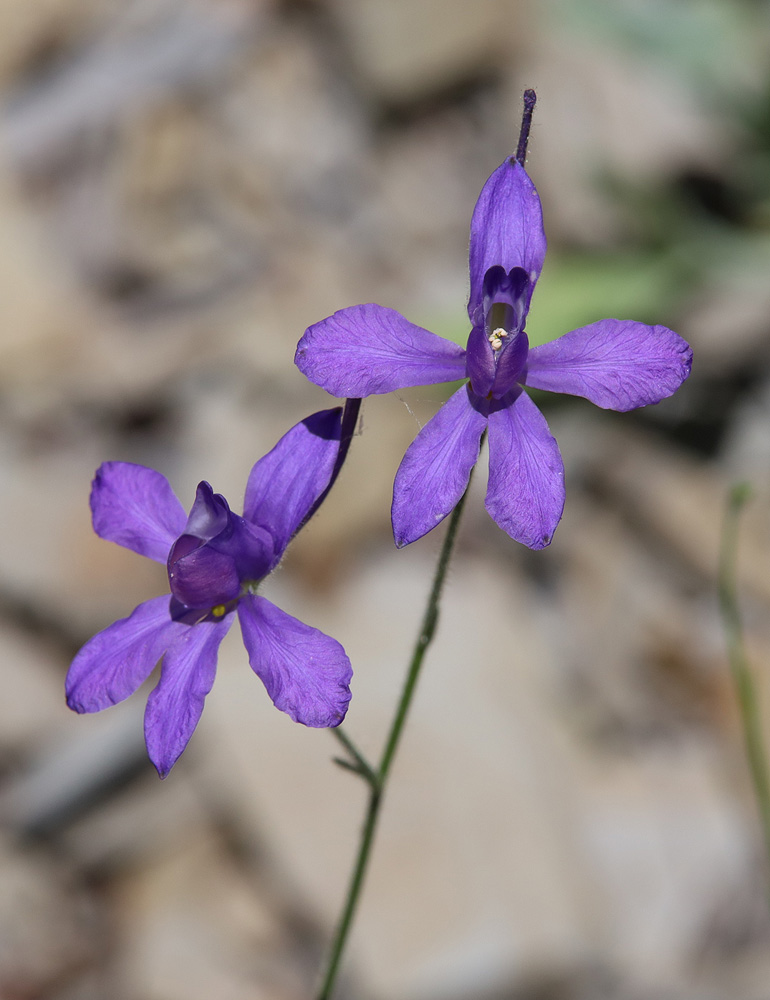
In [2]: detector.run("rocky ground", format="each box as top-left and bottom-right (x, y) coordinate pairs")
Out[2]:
(2, 1), (770, 998)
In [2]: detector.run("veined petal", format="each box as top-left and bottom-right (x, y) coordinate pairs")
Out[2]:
(526, 320), (693, 411)
(295, 304), (466, 396)
(91, 463), (187, 563)
(392, 384), (488, 547)
(243, 409), (341, 563)
(237, 595), (352, 728)
(468, 160), (546, 326)
(144, 614), (233, 777)
(485, 390), (565, 549)
(66, 595), (179, 713)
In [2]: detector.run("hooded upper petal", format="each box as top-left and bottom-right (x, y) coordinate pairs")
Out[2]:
(144, 613), (233, 777)
(167, 483), (273, 606)
(295, 304), (467, 396)
(525, 319), (692, 411)
(237, 595), (352, 728)
(66, 595), (180, 713)
(485, 390), (565, 549)
(243, 408), (341, 564)
(392, 384), (488, 547)
(90, 462), (187, 563)
(468, 160), (546, 327)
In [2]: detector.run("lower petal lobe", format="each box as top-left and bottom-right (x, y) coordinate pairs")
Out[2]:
(66, 595), (179, 713)
(392, 383), (487, 546)
(485, 391), (565, 549)
(526, 320), (692, 411)
(238, 595), (352, 728)
(144, 613), (233, 777)
(295, 304), (466, 396)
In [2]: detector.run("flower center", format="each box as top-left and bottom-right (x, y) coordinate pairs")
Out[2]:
(488, 327), (508, 351)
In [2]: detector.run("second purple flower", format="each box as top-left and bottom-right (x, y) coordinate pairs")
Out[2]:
(66, 409), (353, 778)
(295, 158), (692, 549)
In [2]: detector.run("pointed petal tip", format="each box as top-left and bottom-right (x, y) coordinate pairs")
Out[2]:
(153, 759), (171, 779)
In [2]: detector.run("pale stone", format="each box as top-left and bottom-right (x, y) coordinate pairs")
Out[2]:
(195, 541), (759, 998)
(327, 0), (528, 103)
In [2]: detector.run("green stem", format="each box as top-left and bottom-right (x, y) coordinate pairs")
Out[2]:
(717, 483), (770, 872)
(316, 479), (473, 999)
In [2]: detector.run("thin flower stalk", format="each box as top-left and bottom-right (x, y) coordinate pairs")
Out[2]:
(318, 478), (473, 1000)
(718, 483), (770, 874)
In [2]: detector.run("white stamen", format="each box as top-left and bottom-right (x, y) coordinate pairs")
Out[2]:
(488, 327), (507, 351)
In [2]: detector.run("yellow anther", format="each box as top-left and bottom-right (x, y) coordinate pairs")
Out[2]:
(212, 604), (226, 617)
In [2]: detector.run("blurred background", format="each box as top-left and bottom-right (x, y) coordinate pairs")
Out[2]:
(2, 0), (770, 997)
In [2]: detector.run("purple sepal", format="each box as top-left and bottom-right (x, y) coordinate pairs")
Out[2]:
(237, 595), (352, 728)
(295, 304), (467, 396)
(90, 463), (187, 564)
(468, 161), (546, 327)
(392, 384), (488, 547)
(485, 390), (565, 549)
(465, 325), (495, 397)
(526, 319), (693, 411)
(66, 595), (178, 713)
(244, 408), (341, 563)
(144, 613), (233, 778)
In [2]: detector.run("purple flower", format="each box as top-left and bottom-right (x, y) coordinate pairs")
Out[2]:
(66, 409), (352, 778)
(295, 159), (692, 549)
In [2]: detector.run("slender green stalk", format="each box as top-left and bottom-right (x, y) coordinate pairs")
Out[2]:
(717, 483), (770, 871)
(330, 726), (379, 788)
(316, 479), (473, 999)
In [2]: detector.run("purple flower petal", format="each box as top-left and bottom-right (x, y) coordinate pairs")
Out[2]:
(168, 483), (274, 605)
(237, 595), (352, 728)
(167, 535), (242, 608)
(90, 462), (187, 563)
(243, 409), (341, 563)
(485, 390), (565, 549)
(66, 595), (179, 713)
(183, 481), (230, 541)
(465, 325), (495, 397)
(491, 330), (529, 399)
(468, 161), (546, 327)
(392, 384), (488, 547)
(144, 614), (233, 777)
(526, 320), (693, 411)
(295, 304), (467, 396)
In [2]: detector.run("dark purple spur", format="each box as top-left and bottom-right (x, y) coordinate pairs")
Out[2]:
(66, 409), (352, 778)
(295, 159), (692, 550)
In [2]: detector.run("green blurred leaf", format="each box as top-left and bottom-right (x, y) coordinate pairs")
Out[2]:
(423, 252), (681, 352)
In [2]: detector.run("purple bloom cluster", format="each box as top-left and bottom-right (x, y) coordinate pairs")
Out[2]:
(66, 410), (352, 777)
(295, 159), (692, 549)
